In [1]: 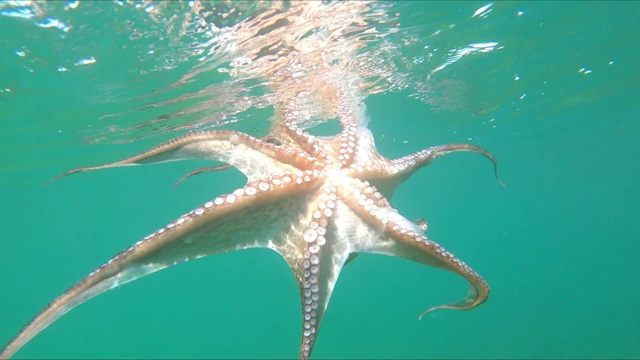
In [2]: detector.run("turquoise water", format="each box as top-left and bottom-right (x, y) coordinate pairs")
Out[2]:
(1, 1), (638, 358)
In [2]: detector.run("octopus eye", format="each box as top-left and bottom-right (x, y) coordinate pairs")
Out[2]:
(266, 137), (283, 146)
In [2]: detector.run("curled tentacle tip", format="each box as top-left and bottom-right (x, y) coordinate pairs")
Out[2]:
(174, 164), (232, 188)
(494, 172), (509, 188)
(173, 177), (187, 188)
(418, 306), (444, 320)
(489, 161), (508, 188)
(44, 169), (77, 186)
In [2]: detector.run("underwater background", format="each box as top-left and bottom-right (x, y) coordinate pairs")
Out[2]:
(0, 1), (638, 358)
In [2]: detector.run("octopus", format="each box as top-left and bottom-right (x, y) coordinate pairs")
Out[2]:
(1, 2), (505, 359)
(0, 109), (502, 359)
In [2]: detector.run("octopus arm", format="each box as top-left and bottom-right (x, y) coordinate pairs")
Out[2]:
(50, 130), (318, 183)
(0, 172), (320, 359)
(389, 143), (505, 188)
(337, 178), (490, 320)
(367, 142), (506, 212)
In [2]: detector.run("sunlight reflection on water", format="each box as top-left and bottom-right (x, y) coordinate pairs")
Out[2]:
(1, 1), (502, 145)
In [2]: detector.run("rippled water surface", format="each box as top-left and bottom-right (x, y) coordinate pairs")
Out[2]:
(1, 1), (638, 358)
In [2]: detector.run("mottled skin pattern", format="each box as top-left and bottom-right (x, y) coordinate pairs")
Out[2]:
(0, 108), (502, 358)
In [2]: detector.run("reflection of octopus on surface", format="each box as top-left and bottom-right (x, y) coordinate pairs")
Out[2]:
(0, 2), (504, 359)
